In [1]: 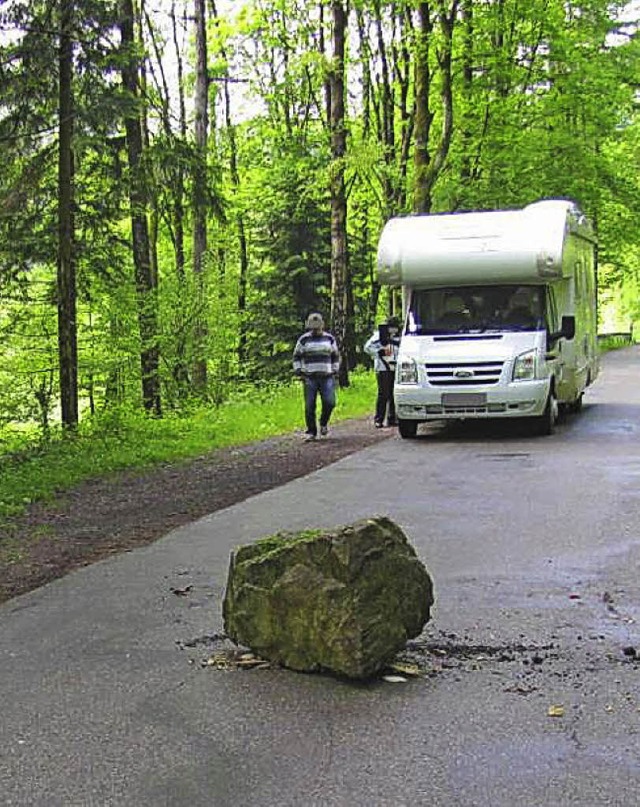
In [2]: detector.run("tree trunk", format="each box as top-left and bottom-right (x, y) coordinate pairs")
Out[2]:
(57, 0), (78, 429)
(139, 0), (158, 290)
(119, 0), (162, 416)
(169, 1), (189, 389)
(396, 6), (414, 212)
(211, 0), (249, 371)
(459, 0), (474, 192)
(223, 76), (249, 367)
(172, 1), (187, 286)
(373, 0), (395, 217)
(328, 0), (350, 387)
(413, 2), (434, 214)
(192, 0), (209, 391)
(414, 0), (457, 214)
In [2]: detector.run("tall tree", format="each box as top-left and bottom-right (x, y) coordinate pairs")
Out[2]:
(57, 0), (78, 428)
(118, 0), (161, 415)
(328, 0), (350, 386)
(210, 0), (250, 367)
(192, 0), (209, 390)
(413, 0), (457, 213)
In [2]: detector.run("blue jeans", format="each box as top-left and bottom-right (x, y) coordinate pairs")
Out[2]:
(303, 375), (336, 436)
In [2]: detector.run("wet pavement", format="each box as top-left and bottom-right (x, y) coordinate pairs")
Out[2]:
(1, 346), (640, 806)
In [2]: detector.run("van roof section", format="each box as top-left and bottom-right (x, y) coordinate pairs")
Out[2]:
(377, 199), (595, 288)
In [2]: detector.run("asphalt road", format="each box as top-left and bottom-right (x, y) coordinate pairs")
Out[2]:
(2, 346), (640, 806)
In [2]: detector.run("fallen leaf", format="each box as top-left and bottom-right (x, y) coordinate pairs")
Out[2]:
(171, 585), (193, 596)
(204, 653), (228, 669)
(505, 684), (538, 695)
(382, 674), (408, 683)
(389, 662), (421, 677)
(236, 657), (267, 668)
(548, 704), (565, 717)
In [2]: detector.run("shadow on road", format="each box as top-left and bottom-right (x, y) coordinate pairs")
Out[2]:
(406, 404), (598, 443)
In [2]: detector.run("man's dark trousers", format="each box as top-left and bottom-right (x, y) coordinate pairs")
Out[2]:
(304, 375), (336, 436)
(375, 369), (396, 425)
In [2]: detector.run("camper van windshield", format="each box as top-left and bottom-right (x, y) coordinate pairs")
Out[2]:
(406, 285), (545, 335)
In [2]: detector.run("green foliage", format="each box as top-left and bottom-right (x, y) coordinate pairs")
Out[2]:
(239, 529), (326, 565)
(240, 126), (333, 378)
(437, 0), (635, 214)
(1, 0), (638, 430)
(598, 333), (635, 352)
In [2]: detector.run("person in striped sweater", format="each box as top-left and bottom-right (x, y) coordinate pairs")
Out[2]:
(293, 312), (340, 442)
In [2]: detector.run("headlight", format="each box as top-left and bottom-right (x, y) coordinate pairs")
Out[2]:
(512, 349), (537, 381)
(398, 359), (418, 384)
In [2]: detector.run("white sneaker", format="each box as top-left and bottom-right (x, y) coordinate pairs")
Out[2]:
(304, 433), (317, 442)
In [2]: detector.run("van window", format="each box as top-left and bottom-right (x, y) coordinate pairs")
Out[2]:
(407, 285), (545, 335)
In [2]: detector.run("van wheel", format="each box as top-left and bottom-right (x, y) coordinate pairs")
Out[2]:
(567, 393), (583, 414)
(533, 390), (558, 436)
(398, 419), (418, 439)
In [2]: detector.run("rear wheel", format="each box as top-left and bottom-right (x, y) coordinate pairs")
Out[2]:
(398, 419), (418, 439)
(567, 393), (583, 414)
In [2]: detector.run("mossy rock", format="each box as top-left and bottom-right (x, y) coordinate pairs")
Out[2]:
(222, 516), (434, 679)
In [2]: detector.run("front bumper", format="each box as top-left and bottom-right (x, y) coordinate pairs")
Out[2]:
(395, 379), (550, 421)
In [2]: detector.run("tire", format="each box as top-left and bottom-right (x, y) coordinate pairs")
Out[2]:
(532, 388), (558, 436)
(567, 393), (583, 414)
(398, 419), (418, 439)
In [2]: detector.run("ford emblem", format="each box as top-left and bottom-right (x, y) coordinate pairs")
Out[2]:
(454, 369), (474, 378)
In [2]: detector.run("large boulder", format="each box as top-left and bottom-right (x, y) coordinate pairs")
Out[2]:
(222, 515), (434, 679)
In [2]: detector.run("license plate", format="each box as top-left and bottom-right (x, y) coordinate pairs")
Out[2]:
(441, 392), (487, 407)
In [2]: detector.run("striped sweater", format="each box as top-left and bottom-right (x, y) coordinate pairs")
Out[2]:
(293, 331), (340, 377)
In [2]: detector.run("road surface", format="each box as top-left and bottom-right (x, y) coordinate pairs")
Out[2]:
(1, 346), (639, 806)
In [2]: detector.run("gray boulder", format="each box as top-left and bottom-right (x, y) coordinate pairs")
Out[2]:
(222, 515), (434, 679)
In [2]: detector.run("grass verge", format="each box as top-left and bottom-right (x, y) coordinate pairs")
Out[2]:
(0, 372), (377, 523)
(598, 334), (635, 352)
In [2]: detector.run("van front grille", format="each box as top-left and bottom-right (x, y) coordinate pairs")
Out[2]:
(425, 360), (504, 386)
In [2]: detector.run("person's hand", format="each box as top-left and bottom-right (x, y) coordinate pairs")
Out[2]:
(377, 348), (386, 358)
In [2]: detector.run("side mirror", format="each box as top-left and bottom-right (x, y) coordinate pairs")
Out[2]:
(548, 315), (576, 348)
(560, 315), (576, 341)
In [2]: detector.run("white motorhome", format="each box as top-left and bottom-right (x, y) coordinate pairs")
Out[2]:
(376, 199), (599, 438)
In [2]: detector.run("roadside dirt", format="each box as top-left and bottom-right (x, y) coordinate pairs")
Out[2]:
(0, 418), (393, 604)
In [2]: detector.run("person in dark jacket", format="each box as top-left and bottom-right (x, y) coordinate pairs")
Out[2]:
(293, 313), (340, 442)
(364, 315), (401, 428)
